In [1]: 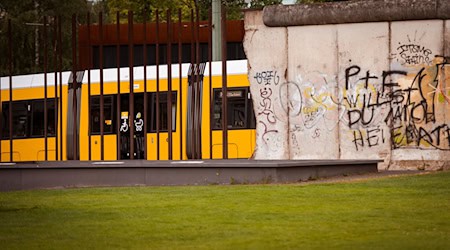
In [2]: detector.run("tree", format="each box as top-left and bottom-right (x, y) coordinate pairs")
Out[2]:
(104, 0), (196, 23)
(0, 0), (90, 76)
(104, 0), (284, 22)
(0, 0), (283, 76)
(296, 0), (348, 3)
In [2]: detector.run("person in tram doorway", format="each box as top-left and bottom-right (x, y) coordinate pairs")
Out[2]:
(134, 112), (145, 159)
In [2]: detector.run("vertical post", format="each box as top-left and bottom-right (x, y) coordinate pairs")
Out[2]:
(8, 19), (13, 162)
(178, 9), (183, 160)
(116, 11), (121, 160)
(167, 9), (173, 160)
(128, 11), (135, 160)
(156, 10), (160, 160)
(87, 12), (92, 161)
(0, 22), (2, 161)
(212, 0), (222, 61)
(71, 14), (78, 160)
(44, 16), (48, 161)
(143, 9), (148, 160)
(58, 16), (63, 161)
(190, 9), (195, 159)
(99, 12), (105, 161)
(53, 16), (58, 160)
(221, 6), (228, 159)
(208, 8), (213, 159)
(195, 6), (201, 159)
(34, 0), (39, 68)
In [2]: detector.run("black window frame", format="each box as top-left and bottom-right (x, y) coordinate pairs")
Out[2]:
(1, 98), (58, 140)
(89, 95), (116, 135)
(212, 87), (256, 130)
(148, 91), (178, 133)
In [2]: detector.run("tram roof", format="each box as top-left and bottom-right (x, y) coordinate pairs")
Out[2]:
(0, 59), (248, 90)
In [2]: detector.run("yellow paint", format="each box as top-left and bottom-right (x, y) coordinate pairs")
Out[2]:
(2, 71), (254, 162)
(1, 86), (69, 162)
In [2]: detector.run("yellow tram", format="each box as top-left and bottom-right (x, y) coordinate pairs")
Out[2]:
(0, 59), (255, 161)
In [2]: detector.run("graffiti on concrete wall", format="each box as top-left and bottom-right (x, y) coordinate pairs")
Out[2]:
(391, 32), (434, 66)
(253, 56), (450, 151)
(253, 70), (281, 148)
(393, 43), (433, 65)
(345, 56), (450, 150)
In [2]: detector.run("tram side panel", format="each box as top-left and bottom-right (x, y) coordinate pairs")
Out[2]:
(79, 80), (121, 161)
(145, 78), (182, 160)
(1, 84), (69, 162)
(79, 76), (184, 161)
(206, 74), (256, 159)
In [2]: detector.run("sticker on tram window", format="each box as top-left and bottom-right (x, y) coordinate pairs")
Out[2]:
(219, 90), (243, 98)
(121, 112), (128, 119)
(105, 120), (112, 125)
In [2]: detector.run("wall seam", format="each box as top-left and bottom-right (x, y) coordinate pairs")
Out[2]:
(442, 20), (446, 56)
(387, 21), (392, 170)
(442, 20), (446, 161)
(285, 26), (291, 160)
(335, 25), (341, 160)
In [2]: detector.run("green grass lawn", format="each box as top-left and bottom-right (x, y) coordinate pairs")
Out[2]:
(1, 171), (450, 249)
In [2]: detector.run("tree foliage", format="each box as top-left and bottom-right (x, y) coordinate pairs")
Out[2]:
(0, 0), (283, 76)
(0, 0), (89, 76)
(104, 1), (283, 22)
(296, 0), (348, 3)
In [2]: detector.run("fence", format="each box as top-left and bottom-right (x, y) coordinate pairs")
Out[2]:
(0, 6), (254, 162)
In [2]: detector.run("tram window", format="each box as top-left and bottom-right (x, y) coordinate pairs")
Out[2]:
(212, 87), (256, 130)
(2, 101), (28, 139)
(1, 99), (58, 139)
(148, 92), (177, 132)
(90, 95), (115, 135)
(31, 100), (57, 137)
(2, 103), (11, 139)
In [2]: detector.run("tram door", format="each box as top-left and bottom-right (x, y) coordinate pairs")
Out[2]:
(119, 93), (145, 159)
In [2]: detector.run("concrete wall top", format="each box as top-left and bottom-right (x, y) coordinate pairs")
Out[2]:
(264, 0), (450, 27)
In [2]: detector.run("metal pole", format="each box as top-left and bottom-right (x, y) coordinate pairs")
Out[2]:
(116, 11), (121, 160)
(195, 6), (201, 159)
(178, 9), (183, 160)
(53, 16), (58, 160)
(44, 16), (48, 161)
(221, 6), (228, 159)
(156, 10), (160, 160)
(58, 16), (63, 161)
(128, 11), (135, 160)
(99, 12), (105, 161)
(0, 22), (2, 161)
(212, 0), (222, 61)
(8, 19), (13, 162)
(167, 9), (173, 160)
(87, 12), (92, 161)
(208, 8), (213, 159)
(190, 9), (195, 159)
(71, 14), (78, 160)
(143, 9), (148, 160)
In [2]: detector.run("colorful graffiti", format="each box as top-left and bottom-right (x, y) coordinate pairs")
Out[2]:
(253, 56), (450, 151)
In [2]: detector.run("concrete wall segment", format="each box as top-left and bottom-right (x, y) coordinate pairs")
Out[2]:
(287, 25), (340, 159)
(244, 10), (289, 159)
(263, 0), (450, 27)
(389, 20), (446, 168)
(336, 22), (391, 168)
(244, 7), (450, 169)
